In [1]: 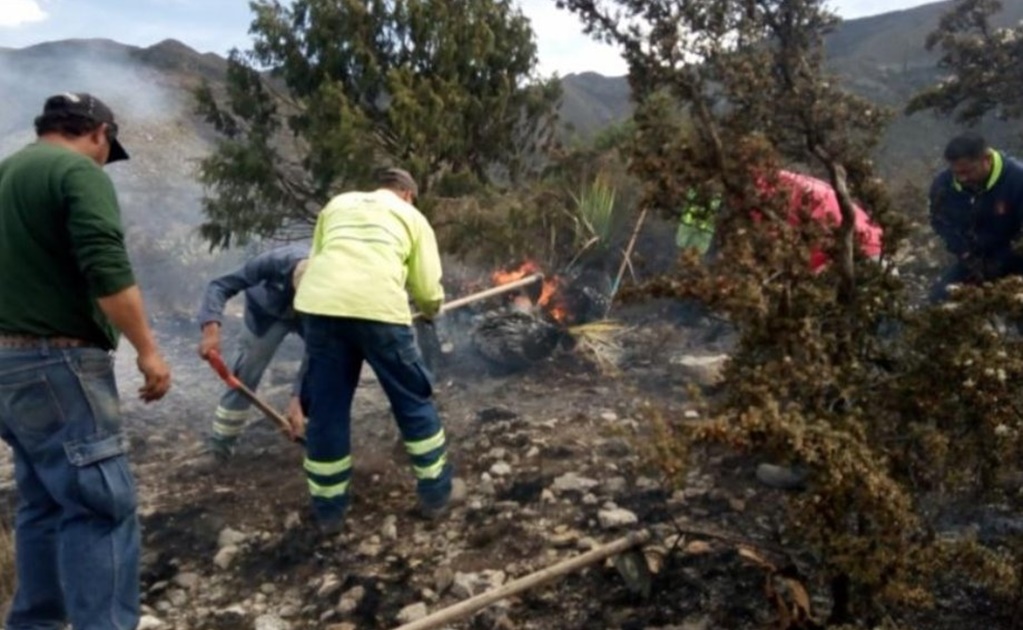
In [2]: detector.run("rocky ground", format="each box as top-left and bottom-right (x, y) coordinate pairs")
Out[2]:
(0, 298), (1016, 629)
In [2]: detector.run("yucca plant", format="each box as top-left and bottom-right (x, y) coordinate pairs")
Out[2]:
(567, 173), (619, 258)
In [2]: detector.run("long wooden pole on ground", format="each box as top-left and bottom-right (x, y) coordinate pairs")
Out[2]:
(392, 529), (651, 630)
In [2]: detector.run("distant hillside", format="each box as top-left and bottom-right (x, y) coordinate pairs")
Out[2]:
(0, 38), (244, 319)
(559, 71), (631, 140)
(556, 0), (1023, 173)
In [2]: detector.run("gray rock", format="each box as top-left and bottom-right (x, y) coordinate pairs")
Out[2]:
(490, 461), (512, 476)
(317, 573), (342, 599)
(434, 566), (455, 594)
(213, 545), (240, 570)
(166, 588), (188, 607)
(381, 515), (398, 541)
(602, 477), (628, 494)
(395, 602), (429, 624)
(598, 507), (639, 529)
(336, 585), (365, 615)
(138, 615), (165, 630)
(670, 354), (729, 386)
(172, 572), (200, 591)
(451, 570), (506, 599)
(217, 527), (248, 549)
(253, 614), (290, 630)
(551, 472), (599, 493)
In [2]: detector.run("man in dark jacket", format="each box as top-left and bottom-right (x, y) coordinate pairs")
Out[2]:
(197, 244), (308, 459)
(929, 133), (1023, 302)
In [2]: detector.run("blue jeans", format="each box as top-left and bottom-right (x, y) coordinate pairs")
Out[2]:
(213, 319), (296, 440)
(0, 345), (140, 630)
(300, 315), (452, 522)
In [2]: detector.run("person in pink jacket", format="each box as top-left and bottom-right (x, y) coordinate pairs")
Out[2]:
(679, 170), (884, 270)
(756, 170), (884, 271)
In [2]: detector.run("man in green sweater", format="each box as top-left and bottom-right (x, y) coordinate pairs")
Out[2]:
(0, 93), (171, 630)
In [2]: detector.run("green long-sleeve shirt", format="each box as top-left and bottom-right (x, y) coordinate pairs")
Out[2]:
(295, 189), (444, 325)
(0, 142), (136, 349)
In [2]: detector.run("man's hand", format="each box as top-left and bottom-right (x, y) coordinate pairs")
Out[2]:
(286, 395), (306, 441)
(198, 322), (221, 359)
(137, 351), (171, 402)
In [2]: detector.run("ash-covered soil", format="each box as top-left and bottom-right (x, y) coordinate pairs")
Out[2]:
(0, 300), (1015, 630)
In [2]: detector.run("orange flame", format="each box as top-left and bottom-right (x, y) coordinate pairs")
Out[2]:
(491, 261), (569, 324)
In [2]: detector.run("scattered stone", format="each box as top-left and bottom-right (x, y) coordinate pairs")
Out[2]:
(317, 574), (342, 599)
(217, 527), (247, 549)
(336, 585), (365, 615)
(381, 515), (398, 541)
(582, 493), (599, 505)
(685, 540), (713, 555)
(356, 537), (382, 557)
(395, 602), (429, 624)
(213, 546), (239, 570)
(683, 409), (701, 420)
(548, 530), (580, 548)
(479, 476), (496, 496)
(325, 624), (357, 630)
(138, 615), (165, 630)
(172, 572), (200, 591)
(434, 566), (455, 594)
(451, 570), (507, 599)
(635, 476), (659, 490)
(540, 489), (556, 503)
(599, 410), (618, 422)
(598, 507), (639, 529)
(490, 461), (512, 477)
(602, 477), (628, 494)
(671, 354), (729, 386)
(552, 472), (599, 493)
(166, 588), (187, 607)
(526, 446), (540, 458)
(284, 511), (302, 530)
(253, 614), (290, 630)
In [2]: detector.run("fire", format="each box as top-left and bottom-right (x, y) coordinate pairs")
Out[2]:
(491, 261), (569, 324)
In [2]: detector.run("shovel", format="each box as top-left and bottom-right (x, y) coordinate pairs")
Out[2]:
(204, 349), (305, 445)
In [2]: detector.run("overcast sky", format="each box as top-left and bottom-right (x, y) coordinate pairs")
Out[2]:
(0, 0), (940, 75)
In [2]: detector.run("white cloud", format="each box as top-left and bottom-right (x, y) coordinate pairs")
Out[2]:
(0, 0), (48, 28)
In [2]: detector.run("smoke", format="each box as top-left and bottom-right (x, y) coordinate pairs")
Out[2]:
(0, 39), (246, 321)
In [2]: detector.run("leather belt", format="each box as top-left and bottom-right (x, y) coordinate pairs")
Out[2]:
(0, 334), (97, 349)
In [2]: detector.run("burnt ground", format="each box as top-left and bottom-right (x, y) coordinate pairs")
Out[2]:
(0, 299), (1018, 630)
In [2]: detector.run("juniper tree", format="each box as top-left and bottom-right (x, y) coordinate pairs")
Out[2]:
(561, 0), (1023, 624)
(907, 0), (1023, 124)
(195, 0), (560, 248)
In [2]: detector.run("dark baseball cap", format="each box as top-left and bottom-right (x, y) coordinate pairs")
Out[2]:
(41, 92), (129, 164)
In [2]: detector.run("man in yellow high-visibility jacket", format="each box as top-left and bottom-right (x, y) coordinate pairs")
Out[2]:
(294, 168), (456, 534)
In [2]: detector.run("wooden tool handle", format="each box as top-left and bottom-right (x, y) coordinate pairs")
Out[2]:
(413, 273), (545, 321)
(204, 350), (304, 445)
(392, 529), (651, 630)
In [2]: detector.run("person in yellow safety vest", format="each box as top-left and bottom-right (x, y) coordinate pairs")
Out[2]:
(293, 167), (462, 536)
(676, 189), (720, 256)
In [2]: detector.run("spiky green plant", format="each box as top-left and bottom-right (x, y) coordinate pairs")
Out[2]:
(568, 173), (619, 254)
